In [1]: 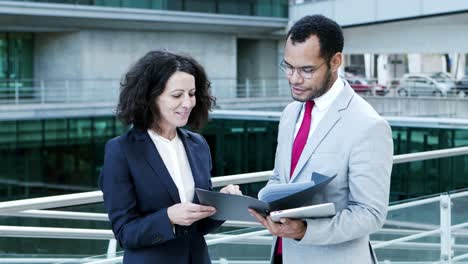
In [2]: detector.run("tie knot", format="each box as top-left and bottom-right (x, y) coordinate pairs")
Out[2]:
(305, 100), (314, 115)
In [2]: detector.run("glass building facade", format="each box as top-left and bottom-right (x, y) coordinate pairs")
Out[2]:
(1, 116), (467, 203)
(0, 116), (467, 257)
(0, 32), (34, 101)
(9, 0), (289, 18)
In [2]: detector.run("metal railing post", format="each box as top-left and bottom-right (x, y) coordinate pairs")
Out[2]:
(440, 194), (453, 263)
(65, 80), (70, 103)
(40, 80), (45, 104)
(14, 80), (19, 104)
(107, 238), (117, 259)
(261, 79), (266, 97)
(277, 80), (281, 96)
(245, 79), (250, 98)
(231, 80), (236, 98)
(112, 80), (119, 102)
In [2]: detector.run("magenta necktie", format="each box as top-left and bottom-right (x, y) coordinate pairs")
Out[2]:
(276, 100), (314, 256)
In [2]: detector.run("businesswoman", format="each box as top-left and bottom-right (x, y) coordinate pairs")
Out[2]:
(100, 50), (241, 264)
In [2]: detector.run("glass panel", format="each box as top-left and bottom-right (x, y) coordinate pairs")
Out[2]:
(93, 0), (120, 7)
(0, 117), (467, 202)
(0, 202), (113, 259)
(185, 0), (216, 13)
(0, 32), (34, 101)
(451, 191), (468, 262)
(372, 194), (442, 262)
(54, 251), (124, 264)
(69, 118), (92, 143)
(44, 119), (68, 146)
(0, 117), (124, 201)
(9, 32), (33, 81)
(0, 32), (6, 79)
(208, 226), (272, 262)
(121, 0), (152, 9)
(166, 0), (183, 11)
(6, 0), (288, 17)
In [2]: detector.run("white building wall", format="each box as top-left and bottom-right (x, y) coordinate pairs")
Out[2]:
(34, 30), (237, 99)
(79, 30), (236, 80)
(451, 53), (466, 79)
(408, 54), (445, 74)
(377, 54), (390, 86)
(408, 54), (422, 73)
(290, 0), (468, 26)
(34, 32), (83, 81)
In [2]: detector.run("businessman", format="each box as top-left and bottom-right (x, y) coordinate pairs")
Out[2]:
(249, 15), (393, 264)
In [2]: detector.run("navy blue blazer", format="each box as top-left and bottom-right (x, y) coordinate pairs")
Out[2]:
(100, 127), (223, 264)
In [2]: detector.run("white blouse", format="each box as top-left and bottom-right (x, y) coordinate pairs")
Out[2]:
(147, 130), (195, 203)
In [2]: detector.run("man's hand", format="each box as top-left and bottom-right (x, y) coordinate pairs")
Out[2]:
(248, 209), (307, 240)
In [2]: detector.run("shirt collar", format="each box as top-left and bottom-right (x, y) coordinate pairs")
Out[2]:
(312, 76), (344, 111)
(147, 129), (179, 144)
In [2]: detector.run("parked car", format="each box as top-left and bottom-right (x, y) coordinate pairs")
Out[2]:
(346, 78), (388, 96)
(429, 72), (457, 92)
(397, 73), (455, 97)
(455, 76), (468, 96)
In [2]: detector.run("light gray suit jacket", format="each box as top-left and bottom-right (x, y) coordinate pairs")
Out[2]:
(269, 82), (393, 264)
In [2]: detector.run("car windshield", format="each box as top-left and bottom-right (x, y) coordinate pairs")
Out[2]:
(430, 73), (454, 84)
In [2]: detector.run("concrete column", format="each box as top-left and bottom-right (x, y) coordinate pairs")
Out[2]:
(364, 53), (373, 79)
(452, 53), (465, 80)
(408, 53), (422, 73)
(377, 54), (390, 86)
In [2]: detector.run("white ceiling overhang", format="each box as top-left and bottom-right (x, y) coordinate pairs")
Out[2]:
(0, 1), (288, 36)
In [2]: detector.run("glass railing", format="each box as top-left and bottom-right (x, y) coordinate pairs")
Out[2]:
(0, 78), (291, 105)
(372, 193), (442, 262)
(54, 251), (124, 264)
(208, 226), (272, 263)
(0, 147), (468, 263)
(6, 0), (289, 18)
(2, 77), (467, 107)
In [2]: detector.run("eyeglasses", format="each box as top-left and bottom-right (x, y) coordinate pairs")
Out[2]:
(279, 60), (326, 79)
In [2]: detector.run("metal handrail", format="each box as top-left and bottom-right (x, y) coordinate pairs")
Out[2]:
(2, 210), (109, 221)
(0, 146), (467, 263)
(2, 146), (468, 215)
(393, 145), (468, 164)
(0, 191), (103, 214)
(3, 224), (468, 242)
(0, 225), (114, 240)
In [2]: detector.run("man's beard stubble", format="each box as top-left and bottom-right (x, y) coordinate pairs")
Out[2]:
(310, 67), (333, 100)
(291, 66), (334, 102)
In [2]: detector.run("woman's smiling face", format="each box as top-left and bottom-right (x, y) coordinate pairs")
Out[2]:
(155, 71), (196, 133)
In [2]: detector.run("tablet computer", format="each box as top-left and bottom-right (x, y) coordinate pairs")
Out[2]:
(269, 203), (336, 222)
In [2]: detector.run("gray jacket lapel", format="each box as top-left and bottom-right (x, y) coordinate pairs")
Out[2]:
(289, 83), (355, 182)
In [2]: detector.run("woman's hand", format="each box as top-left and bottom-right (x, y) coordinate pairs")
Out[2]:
(167, 202), (216, 226)
(220, 184), (243, 195)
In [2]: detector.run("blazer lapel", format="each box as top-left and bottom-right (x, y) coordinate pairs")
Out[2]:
(289, 83), (354, 182)
(134, 129), (181, 204)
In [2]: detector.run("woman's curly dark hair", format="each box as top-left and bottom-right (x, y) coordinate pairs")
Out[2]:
(116, 50), (216, 131)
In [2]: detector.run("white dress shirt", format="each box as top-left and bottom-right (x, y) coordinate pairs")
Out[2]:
(294, 76), (344, 138)
(147, 130), (195, 203)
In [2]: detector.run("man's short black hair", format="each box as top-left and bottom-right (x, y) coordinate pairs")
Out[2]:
(287, 15), (344, 62)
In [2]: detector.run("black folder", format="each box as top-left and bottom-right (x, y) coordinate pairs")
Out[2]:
(195, 172), (336, 222)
